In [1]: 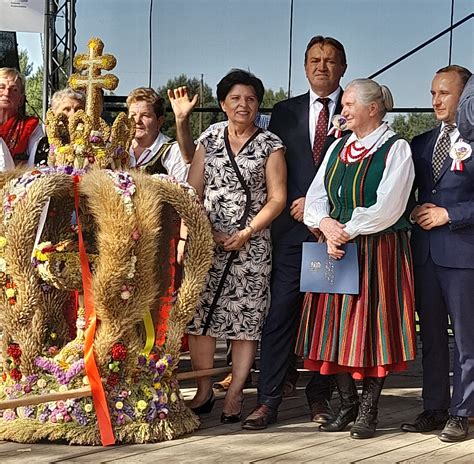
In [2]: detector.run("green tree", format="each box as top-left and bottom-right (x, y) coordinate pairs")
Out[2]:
(18, 49), (33, 78)
(19, 48), (43, 118)
(262, 87), (287, 109)
(392, 113), (438, 142)
(156, 74), (222, 140)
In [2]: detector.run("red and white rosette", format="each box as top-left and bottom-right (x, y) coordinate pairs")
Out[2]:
(449, 140), (472, 172)
(327, 114), (347, 138)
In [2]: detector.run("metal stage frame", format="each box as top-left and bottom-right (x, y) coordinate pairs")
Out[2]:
(42, 0), (76, 117)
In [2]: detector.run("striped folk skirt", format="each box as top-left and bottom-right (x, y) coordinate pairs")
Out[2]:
(295, 230), (417, 379)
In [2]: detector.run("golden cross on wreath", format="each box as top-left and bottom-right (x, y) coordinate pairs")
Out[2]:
(69, 37), (119, 125)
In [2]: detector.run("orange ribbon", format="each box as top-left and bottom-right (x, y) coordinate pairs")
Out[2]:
(73, 175), (115, 446)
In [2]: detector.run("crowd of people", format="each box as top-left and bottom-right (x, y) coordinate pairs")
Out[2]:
(0, 33), (473, 443)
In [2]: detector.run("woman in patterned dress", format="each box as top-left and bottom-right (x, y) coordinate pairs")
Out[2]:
(186, 70), (286, 422)
(301, 79), (417, 439)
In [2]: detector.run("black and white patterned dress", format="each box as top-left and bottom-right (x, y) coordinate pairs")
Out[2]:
(187, 125), (284, 340)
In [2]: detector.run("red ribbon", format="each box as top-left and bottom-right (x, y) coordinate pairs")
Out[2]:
(73, 175), (115, 446)
(451, 159), (464, 172)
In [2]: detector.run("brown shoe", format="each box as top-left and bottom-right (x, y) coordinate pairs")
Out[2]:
(310, 399), (334, 424)
(241, 404), (277, 430)
(213, 373), (232, 391)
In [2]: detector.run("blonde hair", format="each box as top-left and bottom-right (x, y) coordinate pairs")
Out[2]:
(126, 87), (164, 118)
(346, 78), (394, 118)
(0, 67), (25, 94)
(50, 88), (86, 111)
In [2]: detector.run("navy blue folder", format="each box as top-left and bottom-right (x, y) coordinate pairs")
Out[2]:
(300, 242), (359, 295)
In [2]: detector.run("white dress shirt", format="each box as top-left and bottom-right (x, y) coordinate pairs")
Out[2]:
(26, 124), (45, 166)
(308, 87), (341, 146)
(434, 121), (461, 151)
(304, 123), (415, 239)
(0, 137), (15, 171)
(129, 132), (189, 181)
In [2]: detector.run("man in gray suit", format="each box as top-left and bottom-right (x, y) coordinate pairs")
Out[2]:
(457, 74), (474, 141)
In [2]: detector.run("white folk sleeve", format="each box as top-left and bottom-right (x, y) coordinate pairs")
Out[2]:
(162, 143), (190, 182)
(303, 140), (340, 229)
(0, 138), (15, 171)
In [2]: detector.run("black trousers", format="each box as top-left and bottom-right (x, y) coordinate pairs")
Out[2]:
(257, 240), (332, 409)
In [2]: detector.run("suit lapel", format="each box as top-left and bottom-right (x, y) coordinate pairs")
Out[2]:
(424, 127), (440, 186)
(334, 90), (343, 115)
(296, 92), (312, 155)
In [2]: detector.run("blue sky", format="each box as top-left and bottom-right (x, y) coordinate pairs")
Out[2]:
(18, 0), (473, 108)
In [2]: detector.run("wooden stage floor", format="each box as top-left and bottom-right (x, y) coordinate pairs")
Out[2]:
(1, 340), (473, 463)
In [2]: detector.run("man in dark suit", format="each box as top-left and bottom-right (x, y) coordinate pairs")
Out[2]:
(401, 65), (473, 442)
(242, 36), (347, 430)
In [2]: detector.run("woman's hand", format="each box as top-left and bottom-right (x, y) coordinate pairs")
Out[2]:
(212, 230), (231, 247)
(222, 228), (252, 251)
(327, 240), (345, 260)
(319, 217), (350, 246)
(167, 86), (198, 121)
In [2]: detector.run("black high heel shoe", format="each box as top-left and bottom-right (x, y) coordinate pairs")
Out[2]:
(190, 392), (216, 415)
(221, 400), (244, 424)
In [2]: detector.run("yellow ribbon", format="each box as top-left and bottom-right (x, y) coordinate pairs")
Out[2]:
(142, 310), (155, 355)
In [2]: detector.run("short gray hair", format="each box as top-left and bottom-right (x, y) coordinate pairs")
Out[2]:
(50, 88), (85, 111)
(0, 67), (25, 94)
(346, 78), (394, 118)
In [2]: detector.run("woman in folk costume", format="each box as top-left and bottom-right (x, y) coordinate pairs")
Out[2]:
(301, 79), (416, 439)
(0, 67), (44, 167)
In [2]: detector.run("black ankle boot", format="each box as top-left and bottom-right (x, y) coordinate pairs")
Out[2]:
(320, 373), (359, 432)
(350, 376), (385, 439)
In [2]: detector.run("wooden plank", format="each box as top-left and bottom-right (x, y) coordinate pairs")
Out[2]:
(86, 395), (422, 463)
(358, 432), (474, 463)
(0, 350), (446, 464)
(0, 387), (92, 410)
(0, 443), (101, 464)
(398, 444), (474, 463)
(177, 366), (231, 381)
(253, 403), (425, 463)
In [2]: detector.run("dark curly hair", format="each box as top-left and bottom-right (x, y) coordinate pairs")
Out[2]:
(216, 69), (265, 105)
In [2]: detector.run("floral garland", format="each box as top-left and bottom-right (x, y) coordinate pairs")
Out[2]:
(5, 343), (22, 382)
(106, 170), (136, 214)
(2, 166), (85, 224)
(0, 350), (179, 429)
(107, 352), (177, 426)
(105, 171), (140, 304)
(151, 173), (199, 201)
(106, 342), (127, 387)
(3, 169), (44, 223)
(31, 240), (98, 292)
(0, 236), (17, 306)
